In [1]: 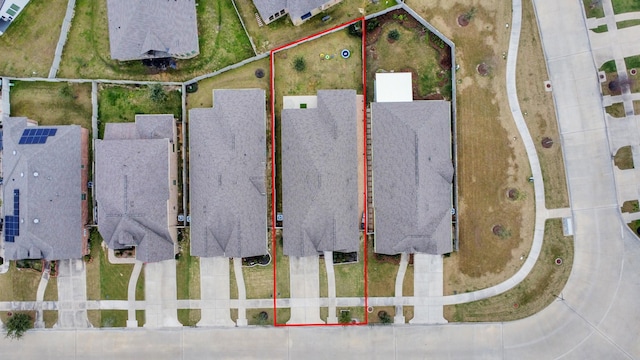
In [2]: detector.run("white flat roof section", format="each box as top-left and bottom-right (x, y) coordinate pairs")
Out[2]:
(375, 72), (413, 103)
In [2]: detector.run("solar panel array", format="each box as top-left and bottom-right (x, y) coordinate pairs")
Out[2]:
(4, 189), (20, 243)
(18, 128), (57, 145)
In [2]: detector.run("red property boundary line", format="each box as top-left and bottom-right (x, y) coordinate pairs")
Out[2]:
(270, 17), (368, 327)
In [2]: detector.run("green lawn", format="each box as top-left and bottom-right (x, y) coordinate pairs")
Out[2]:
(600, 60), (617, 73)
(0, 0), (67, 77)
(591, 24), (608, 33)
(612, 0), (640, 14)
(334, 238), (365, 298)
(624, 55), (640, 71)
(176, 229), (201, 326)
(583, 0), (605, 18)
(617, 19), (640, 29)
(9, 81), (92, 130)
(235, 0), (392, 54)
(606, 103), (626, 118)
(58, 0), (253, 80)
(97, 84), (182, 138)
(274, 231), (290, 299)
(445, 219), (573, 322)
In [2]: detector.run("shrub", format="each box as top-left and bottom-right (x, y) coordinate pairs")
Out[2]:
(339, 310), (351, 324)
(4, 312), (33, 340)
(366, 18), (379, 31)
(149, 84), (167, 103)
(293, 56), (306, 72)
(347, 23), (362, 37)
(387, 29), (400, 41)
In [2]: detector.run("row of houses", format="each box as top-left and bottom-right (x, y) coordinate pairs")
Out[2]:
(1, 72), (453, 263)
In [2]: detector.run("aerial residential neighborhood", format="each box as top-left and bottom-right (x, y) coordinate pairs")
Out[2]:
(0, 0), (639, 358)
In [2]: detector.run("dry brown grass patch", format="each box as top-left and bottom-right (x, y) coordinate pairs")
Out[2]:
(614, 145), (634, 169)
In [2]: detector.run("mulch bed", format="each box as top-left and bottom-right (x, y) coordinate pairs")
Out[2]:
(457, 15), (470, 27)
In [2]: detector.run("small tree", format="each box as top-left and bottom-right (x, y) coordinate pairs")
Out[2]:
(293, 56), (306, 72)
(463, 7), (477, 22)
(378, 311), (392, 324)
(387, 29), (400, 42)
(4, 312), (33, 340)
(149, 84), (167, 103)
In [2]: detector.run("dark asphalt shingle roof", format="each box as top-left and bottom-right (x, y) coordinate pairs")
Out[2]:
(372, 101), (453, 255)
(2, 117), (87, 260)
(95, 115), (177, 263)
(281, 90), (359, 257)
(106, 0), (199, 61)
(253, 0), (331, 22)
(189, 89), (267, 258)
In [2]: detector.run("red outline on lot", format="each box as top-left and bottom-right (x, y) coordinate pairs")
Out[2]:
(270, 17), (368, 327)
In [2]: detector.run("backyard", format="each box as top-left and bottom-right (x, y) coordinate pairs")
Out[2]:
(9, 81), (93, 130)
(365, 9), (452, 103)
(0, 0), (67, 77)
(445, 219), (574, 322)
(234, 0), (396, 54)
(97, 84), (182, 138)
(58, 0), (253, 81)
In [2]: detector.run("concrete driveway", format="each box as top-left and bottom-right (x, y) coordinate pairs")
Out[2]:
(288, 256), (322, 324)
(55, 259), (90, 328)
(144, 260), (181, 328)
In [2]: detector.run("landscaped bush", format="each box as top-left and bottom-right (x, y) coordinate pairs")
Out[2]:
(4, 312), (32, 339)
(293, 56), (306, 72)
(387, 29), (400, 41)
(339, 310), (351, 324)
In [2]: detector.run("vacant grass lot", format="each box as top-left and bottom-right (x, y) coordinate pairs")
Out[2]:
(516, 0), (569, 209)
(176, 229), (200, 326)
(10, 81), (92, 130)
(366, 17), (449, 103)
(417, 1), (535, 294)
(59, 0), (253, 81)
(0, 0), (66, 77)
(235, 0), (394, 54)
(445, 219), (573, 322)
(97, 84), (182, 138)
(186, 57), (270, 109)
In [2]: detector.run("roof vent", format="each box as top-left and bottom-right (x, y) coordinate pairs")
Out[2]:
(33, 172), (39, 177)
(12, 150), (16, 155)
(33, 218), (39, 224)
(20, 172), (23, 177)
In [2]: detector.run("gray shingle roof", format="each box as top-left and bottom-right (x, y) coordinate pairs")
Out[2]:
(281, 90), (359, 257)
(288, 0), (330, 21)
(253, 0), (331, 23)
(189, 89), (267, 258)
(253, 0), (286, 22)
(372, 101), (453, 255)
(106, 0), (199, 61)
(95, 115), (177, 263)
(2, 117), (88, 260)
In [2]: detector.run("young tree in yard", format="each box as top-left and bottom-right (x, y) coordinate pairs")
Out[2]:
(4, 312), (33, 340)
(388, 29), (400, 41)
(293, 56), (306, 72)
(150, 84), (167, 103)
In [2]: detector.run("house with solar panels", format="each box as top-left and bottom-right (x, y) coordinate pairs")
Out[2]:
(0, 0), (30, 35)
(106, 0), (199, 61)
(371, 72), (454, 255)
(1, 117), (90, 260)
(95, 114), (178, 263)
(189, 89), (267, 259)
